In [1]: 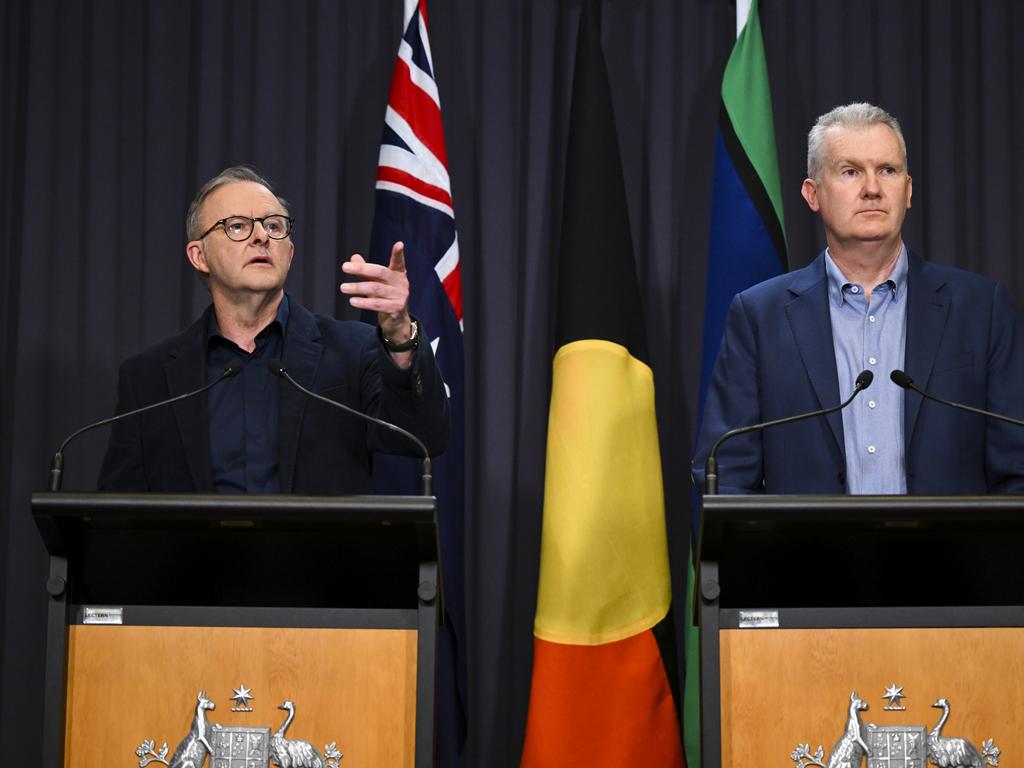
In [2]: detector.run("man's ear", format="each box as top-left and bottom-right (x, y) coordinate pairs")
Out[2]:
(801, 178), (820, 212)
(186, 241), (210, 276)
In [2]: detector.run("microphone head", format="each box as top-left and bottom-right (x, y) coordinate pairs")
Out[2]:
(855, 370), (874, 390)
(890, 369), (914, 389)
(267, 358), (287, 377)
(224, 359), (244, 377)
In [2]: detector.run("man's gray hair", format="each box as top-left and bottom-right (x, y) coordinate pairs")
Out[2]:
(807, 103), (908, 181)
(185, 165), (290, 240)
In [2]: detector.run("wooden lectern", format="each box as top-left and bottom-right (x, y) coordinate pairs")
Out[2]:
(33, 492), (440, 767)
(698, 495), (1024, 767)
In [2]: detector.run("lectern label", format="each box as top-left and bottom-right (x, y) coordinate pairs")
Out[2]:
(82, 606), (123, 625)
(738, 609), (779, 628)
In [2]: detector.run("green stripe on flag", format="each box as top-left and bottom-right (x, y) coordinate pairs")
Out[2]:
(720, 0), (786, 239)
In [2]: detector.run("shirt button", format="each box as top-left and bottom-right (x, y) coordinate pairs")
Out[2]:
(867, 445), (876, 454)
(868, 357), (877, 365)
(869, 315), (876, 322)
(868, 400), (876, 408)
(851, 286), (860, 293)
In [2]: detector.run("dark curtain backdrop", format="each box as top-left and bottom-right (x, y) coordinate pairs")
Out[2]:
(2, 0), (1022, 763)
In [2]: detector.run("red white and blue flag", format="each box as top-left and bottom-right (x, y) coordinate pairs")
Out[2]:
(368, 1), (466, 763)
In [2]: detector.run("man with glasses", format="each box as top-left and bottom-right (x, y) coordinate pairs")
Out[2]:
(98, 165), (449, 494)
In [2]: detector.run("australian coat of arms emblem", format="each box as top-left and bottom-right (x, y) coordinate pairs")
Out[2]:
(790, 688), (1001, 768)
(135, 689), (343, 768)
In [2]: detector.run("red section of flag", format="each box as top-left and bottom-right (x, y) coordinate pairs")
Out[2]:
(389, 58), (448, 167)
(521, 631), (685, 767)
(377, 166), (452, 208)
(441, 262), (463, 321)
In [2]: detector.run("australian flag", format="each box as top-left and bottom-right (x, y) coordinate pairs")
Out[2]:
(368, 1), (466, 764)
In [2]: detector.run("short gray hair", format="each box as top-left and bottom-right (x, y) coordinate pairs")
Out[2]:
(807, 103), (907, 181)
(185, 165), (290, 240)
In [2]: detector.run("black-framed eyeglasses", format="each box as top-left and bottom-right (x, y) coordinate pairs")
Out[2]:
(198, 214), (294, 242)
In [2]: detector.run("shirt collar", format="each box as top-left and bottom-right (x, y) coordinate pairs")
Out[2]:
(207, 293), (291, 343)
(824, 244), (908, 308)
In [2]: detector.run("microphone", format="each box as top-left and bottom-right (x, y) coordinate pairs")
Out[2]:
(48, 359), (244, 491)
(890, 369), (1024, 428)
(704, 369), (874, 495)
(266, 358), (433, 496)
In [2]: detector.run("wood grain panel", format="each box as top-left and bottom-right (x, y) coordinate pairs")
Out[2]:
(720, 627), (1023, 765)
(64, 625), (417, 767)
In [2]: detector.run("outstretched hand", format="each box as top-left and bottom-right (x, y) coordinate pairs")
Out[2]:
(339, 241), (412, 343)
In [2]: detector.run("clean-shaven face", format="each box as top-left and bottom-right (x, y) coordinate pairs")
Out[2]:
(802, 123), (912, 250)
(187, 181), (294, 299)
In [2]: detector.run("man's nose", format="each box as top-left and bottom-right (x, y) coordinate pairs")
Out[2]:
(250, 219), (270, 243)
(862, 172), (882, 197)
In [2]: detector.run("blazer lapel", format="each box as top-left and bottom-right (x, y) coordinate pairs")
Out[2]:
(903, 252), (950, 446)
(784, 254), (845, 456)
(277, 302), (323, 493)
(164, 307), (215, 492)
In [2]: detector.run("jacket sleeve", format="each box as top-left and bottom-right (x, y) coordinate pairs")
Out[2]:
(984, 282), (1024, 492)
(692, 293), (766, 495)
(361, 321), (451, 458)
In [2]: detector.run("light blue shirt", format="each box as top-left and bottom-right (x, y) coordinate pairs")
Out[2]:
(825, 247), (908, 494)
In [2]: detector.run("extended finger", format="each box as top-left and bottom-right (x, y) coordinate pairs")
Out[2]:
(339, 280), (394, 297)
(388, 241), (406, 273)
(346, 295), (405, 313)
(342, 260), (393, 281)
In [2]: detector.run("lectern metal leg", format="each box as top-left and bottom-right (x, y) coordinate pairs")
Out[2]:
(42, 554), (69, 768)
(415, 560), (439, 767)
(699, 559), (722, 768)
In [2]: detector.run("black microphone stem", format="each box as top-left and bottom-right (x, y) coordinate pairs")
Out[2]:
(270, 362), (433, 496)
(891, 369), (1024, 428)
(48, 360), (243, 492)
(704, 372), (872, 495)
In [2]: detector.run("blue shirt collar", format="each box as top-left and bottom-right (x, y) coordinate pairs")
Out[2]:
(824, 244), (908, 308)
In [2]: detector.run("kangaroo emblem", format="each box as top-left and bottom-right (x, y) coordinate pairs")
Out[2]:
(826, 692), (871, 768)
(168, 690), (215, 768)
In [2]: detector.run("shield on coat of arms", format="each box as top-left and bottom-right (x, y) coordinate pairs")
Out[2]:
(209, 724), (271, 768)
(866, 724), (927, 768)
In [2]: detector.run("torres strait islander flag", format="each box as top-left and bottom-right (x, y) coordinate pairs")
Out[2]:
(368, 1), (466, 763)
(686, 1), (787, 765)
(520, 1), (685, 765)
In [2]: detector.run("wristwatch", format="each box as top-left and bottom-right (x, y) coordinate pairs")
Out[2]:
(380, 318), (420, 352)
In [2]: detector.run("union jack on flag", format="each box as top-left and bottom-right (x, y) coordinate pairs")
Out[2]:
(368, 0), (467, 761)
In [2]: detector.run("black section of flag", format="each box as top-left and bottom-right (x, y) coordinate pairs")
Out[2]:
(718, 101), (789, 271)
(556, 0), (648, 365)
(651, 606), (681, 710)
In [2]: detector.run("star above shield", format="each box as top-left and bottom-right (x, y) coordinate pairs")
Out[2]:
(882, 683), (906, 708)
(230, 683), (254, 711)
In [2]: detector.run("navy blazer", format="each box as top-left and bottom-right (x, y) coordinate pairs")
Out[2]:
(693, 251), (1024, 495)
(98, 300), (449, 494)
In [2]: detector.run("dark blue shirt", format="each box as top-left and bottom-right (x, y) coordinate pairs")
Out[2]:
(206, 295), (290, 493)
